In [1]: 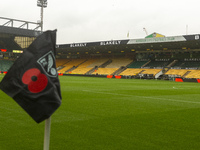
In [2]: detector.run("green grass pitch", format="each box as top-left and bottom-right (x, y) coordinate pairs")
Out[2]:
(0, 75), (200, 150)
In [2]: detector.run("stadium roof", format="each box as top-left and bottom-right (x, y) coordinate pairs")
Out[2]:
(0, 26), (41, 37)
(0, 18), (42, 51)
(57, 34), (200, 55)
(0, 17), (41, 37)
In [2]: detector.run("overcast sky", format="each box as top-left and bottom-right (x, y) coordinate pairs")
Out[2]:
(1, 0), (200, 44)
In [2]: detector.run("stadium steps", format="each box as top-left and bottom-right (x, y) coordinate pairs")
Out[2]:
(57, 66), (64, 70)
(67, 59), (112, 75)
(172, 61), (185, 68)
(65, 66), (76, 73)
(162, 68), (170, 73)
(164, 69), (189, 77)
(184, 70), (200, 79)
(141, 69), (162, 76)
(126, 60), (134, 67)
(139, 70), (145, 74)
(144, 60), (169, 68)
(56, 59), (72, 68)
(167, 60), (178, 67)
(86, 67), (97, 75)
(155, 70), (164, 79)
(182, 71), (191, 78)
(112, 66), (127, 75)
(70, 59), (97, 74)
(141, 60), (151, 67)
(61, 59), (72, 66)
(75, 59), (88, 67)
(87, 58), (109, 68)
(99, 59), (112, 68)
(58, 59), (87, 73)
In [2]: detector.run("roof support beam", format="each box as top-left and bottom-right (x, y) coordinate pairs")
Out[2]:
(0, 17), (41, 31)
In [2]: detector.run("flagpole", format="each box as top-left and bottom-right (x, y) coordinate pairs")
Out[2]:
(37, 1), (51, 150)
(43, 117), (51, 150)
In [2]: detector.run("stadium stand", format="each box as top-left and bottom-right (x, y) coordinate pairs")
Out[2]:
(105, 58), (133, 68)
(55, 58), (200, 79)
(92, 68), (118, 75)
(58, 59), (87, 73)
(87, 58), (110, 68)
(90, 58), (133, 75)
(1, 24), (200, 80)
(70, 59), (97, 74)
(0, 59), (14, 71)
(164, 69), (190, 77)
(56, 59), (71, 68)
(184, 70), (200, 79)
(120, 68), (162, 79)
(127, 60), (149, 68)
(120, 68), (144, 76)
(144, 60), (170, 68)
(0, 37), (22, 52)
(141, 69), (162, 76)
(171, 60), (200, 69)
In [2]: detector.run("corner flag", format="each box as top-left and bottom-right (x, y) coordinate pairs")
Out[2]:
(0, 30), (62, 123)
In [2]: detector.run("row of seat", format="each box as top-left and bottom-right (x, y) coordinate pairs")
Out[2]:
(56, 58), (200, 78)
(1, 58), (199, 79)
(165, 69), (200, 79)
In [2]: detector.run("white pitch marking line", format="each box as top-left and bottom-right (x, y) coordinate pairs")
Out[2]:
(82, 90), (200, 104)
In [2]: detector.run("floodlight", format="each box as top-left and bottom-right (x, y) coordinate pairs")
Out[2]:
(37, 0), (47, 8)
(37, 0), (48, 31)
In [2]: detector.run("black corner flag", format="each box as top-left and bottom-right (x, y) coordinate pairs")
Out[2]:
(0, 30), (62, 123)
